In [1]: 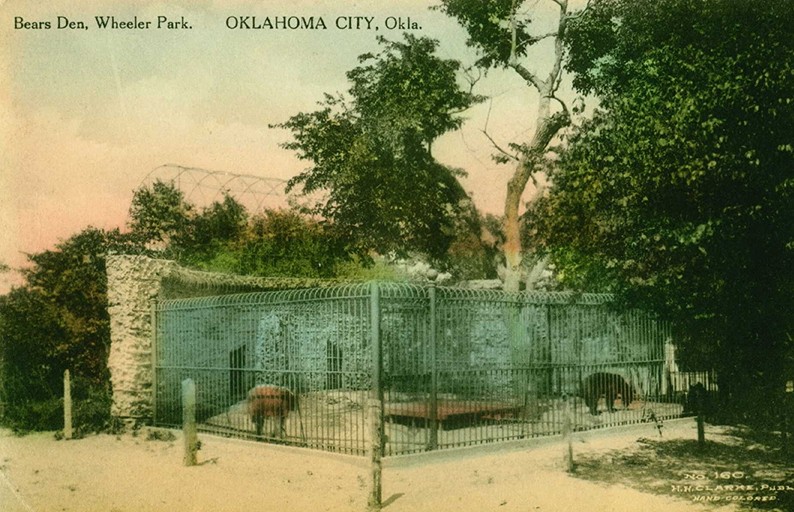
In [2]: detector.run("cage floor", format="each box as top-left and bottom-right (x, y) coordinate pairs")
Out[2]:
(196, 391), (683, 456)
(384, 400), (522, 428)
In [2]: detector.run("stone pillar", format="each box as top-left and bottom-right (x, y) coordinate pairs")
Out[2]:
(107, 255), (175, 422)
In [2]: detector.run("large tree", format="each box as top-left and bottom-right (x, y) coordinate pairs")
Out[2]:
(436, 0), (580, 291)
(533, 0), (794, 422)
(0, 227), (135, 431)
(276, 34), (483, 261)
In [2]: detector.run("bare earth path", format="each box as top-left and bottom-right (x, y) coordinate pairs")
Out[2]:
(0, 420), (742, 512)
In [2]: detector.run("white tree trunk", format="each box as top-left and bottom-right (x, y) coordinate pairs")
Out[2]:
(498, 0), (571, 291)
(502, 97), (556, 292)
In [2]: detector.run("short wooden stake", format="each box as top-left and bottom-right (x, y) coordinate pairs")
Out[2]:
(367, 397), (383, 511)
(63, 370), (73, 440)
(785, 381), (794, 456)
(563, 397), (574, 473)
(696, 412), (706, 447)
(182, 378), (198, 466)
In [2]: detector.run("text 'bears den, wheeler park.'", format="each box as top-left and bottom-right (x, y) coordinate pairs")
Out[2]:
(13, 15), (193, 30)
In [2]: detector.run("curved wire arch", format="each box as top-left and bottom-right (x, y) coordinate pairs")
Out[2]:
(138, 164), (289, 213)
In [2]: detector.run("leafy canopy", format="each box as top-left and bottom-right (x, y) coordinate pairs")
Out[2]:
(276, 35), (483, 260)
(128, 180), (350, 278)
(533, 0), (794, 416)
(434, 0), (538, 70)
(0, 227), (134, 431)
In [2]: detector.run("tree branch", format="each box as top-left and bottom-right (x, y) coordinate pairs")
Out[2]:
(549, 94), (570, 119)
(508, 0), (545, 91)
(534, 31), (559, 41)
(565, 0), (594, 21)
(482, 99), (520, 162)
(482, 129), (520, 162)
(510, 61), (546, 92)
(510, 0), (519, 63)
(546, 0), (568, 96)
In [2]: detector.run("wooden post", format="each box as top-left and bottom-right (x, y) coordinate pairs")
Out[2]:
(784, 380), (793, 456)
(63, 370), (73, 440)
(693, 383), (706, 447)
(182, 378), (198, 466)
(696, 411), (706, 447)
(368, 397), (383, 512)
(563, 395), (574, 473)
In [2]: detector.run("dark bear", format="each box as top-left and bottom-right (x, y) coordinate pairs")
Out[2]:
(682, 382), (709, 416)
(581, 372), (636, 415)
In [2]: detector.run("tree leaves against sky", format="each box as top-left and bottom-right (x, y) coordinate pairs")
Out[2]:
(276, 34), (483, 260)
(533, 0), (793, 421)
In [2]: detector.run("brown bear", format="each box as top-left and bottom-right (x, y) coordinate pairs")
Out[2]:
(247, 385), (298, 437)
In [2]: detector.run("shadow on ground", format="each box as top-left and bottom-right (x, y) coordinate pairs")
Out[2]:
(571, 424), (794, 511)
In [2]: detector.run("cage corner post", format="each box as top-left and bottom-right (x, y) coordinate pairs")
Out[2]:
(150, 298), (159, 427)
(368, 281), (384, 511)
(427, 283), (438, 451)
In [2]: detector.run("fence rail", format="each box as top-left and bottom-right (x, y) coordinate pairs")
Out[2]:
(152, 282), (715, 456)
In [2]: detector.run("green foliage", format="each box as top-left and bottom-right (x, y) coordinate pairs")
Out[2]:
(437, 204), (499, 281)
(535, 0), (794, 422)
(348, 35), (481, 144)
(232, 209), (348, 278)
(4, 399), (62, 434)
(277, 35), (483, 260)
(334, 257), (402, 281)
(0, 288), (67, 403)
(128, 180), (193, 248)
(176, 193), (249, 268)
(434, 0), (537, 69)
(71, 384), (114, 435)
(127, 182), (349, 278)
(0, 227), (131, 432)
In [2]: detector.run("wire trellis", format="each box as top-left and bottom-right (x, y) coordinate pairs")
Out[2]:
(139, 164), (289, 213)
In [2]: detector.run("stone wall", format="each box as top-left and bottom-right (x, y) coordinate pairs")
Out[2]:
(106, 254), (339, 422)
(107, 256), (171, 421)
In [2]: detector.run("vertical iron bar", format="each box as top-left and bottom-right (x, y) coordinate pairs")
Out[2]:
(368, 282), (383, 511)
(150, 298), (158, 426)
(546, 303), (554, 434)
(371, 282), (382, 401)
(428, 285), (438, 451)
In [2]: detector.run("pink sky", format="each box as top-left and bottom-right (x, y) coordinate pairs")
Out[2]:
(0, 0), (578, 293)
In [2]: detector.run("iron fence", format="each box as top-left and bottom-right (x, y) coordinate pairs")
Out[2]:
(152, 282), (715, 456)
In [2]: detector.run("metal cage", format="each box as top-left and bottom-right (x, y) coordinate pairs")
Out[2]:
(152, 282), (714, 456)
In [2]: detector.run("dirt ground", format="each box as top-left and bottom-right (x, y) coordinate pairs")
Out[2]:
(0, 419), (777, 512)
